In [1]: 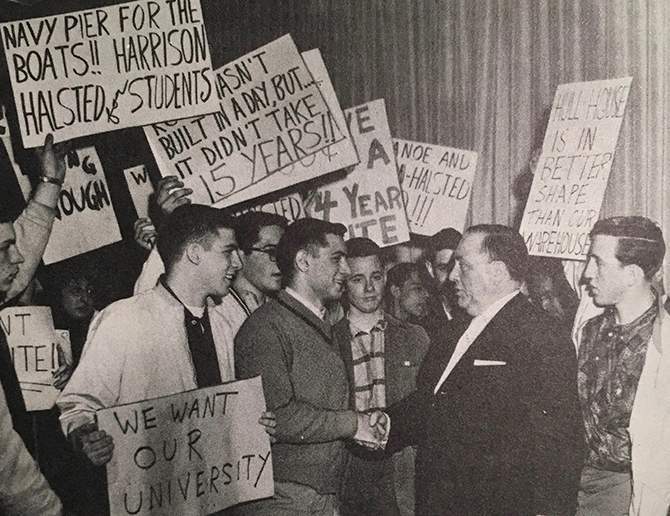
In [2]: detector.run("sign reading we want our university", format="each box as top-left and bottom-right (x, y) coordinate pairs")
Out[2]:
(97, 377), (273, 516)
(519, 76), (632, 260)
(0, 0), (219, 148)
(144, 36), (358, 208)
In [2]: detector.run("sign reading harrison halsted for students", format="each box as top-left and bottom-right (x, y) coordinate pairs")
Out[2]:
(0, 0), (219, 148)
(519, 76), (632, 260)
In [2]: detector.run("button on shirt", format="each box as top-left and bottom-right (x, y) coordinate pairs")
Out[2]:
(434, 290), (519, 394)
(578, 302), (657, 471)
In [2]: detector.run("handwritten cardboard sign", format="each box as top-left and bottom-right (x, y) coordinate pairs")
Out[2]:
(305, 99), (410, 247)
(0, 0), (219, 148)
(145, 36), (357, 208)
(230, 191), (304, 223)
(97, 377), (273, 516)
(0, 306), (71, 411)
(124, 165), (154, 219)
(519, 77), (632, 259)
(393, 139), (477, 235)
(43, 146), (122, 264)
(0, 104), (32, 200)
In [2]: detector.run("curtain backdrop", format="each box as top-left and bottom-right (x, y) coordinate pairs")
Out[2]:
(206, 0), (670, 279)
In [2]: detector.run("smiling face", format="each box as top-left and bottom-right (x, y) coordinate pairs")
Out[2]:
(449, 231), (499, 316)
(397, 270), (430, 319)
(199, 227), (243, 298)
(0, 223), (24, 300)
(583, 234), (630, 307)
(346, 255), (385, 314)
(305, 233), (350, 304)
(241, 224), (284, 295)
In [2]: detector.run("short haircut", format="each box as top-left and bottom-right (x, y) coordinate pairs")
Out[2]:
(467, 224), (529, 283)
(157, 204), (237, 272)
(590, 216), (666, 279)
(426, 227), (462, 261)
(235, 211), (288, 253)
(346, 237), (382, 260)
(386, 262), (421, 291)
(276, 218), (347, 286)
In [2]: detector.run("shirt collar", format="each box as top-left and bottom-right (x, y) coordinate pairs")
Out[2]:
(471, 290), (520, 327)
(284, 287), (327, 320)
(348, 309), (385, 334)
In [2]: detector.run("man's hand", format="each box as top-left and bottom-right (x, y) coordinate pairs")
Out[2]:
(52, 343), (71, 390)
(156, 176), (192, 216)
(76, 423), (114, 466)
(133, 217), (157, 251)
(259, 411), (277, 444)
(35, 133), (69, 182)
(354, 410), (389, 450)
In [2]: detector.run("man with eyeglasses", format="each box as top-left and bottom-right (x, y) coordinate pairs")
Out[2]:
(132, 177), (288, 339)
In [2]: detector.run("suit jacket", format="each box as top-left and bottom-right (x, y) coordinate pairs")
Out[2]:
(334, 313), (430, 516)
(387, 293), (584, 516)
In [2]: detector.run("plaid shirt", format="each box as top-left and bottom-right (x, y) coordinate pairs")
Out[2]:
(578, 302), (657, 471)
(349, 316), (387, 412)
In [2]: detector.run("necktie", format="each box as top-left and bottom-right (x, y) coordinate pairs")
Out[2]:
(184, 308), (222, 388)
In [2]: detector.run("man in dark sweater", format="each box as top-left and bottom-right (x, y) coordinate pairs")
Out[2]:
(235, 218), (388, 515)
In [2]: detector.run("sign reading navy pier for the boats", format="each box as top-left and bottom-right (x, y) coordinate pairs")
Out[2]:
(520, 76), (632, 260)
(0, 0), (219, 147)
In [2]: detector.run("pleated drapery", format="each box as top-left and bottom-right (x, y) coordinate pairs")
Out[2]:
(209, 0), (670, 278)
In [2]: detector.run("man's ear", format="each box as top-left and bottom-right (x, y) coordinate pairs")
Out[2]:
(625, 263), (645, 286)
(185, 242), (202, 265)
(295, 249), (310, 274)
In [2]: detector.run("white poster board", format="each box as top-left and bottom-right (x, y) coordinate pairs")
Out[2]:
(97, 377), (273, 516)
(393, 139), (477, 235)
(0, 0), (219, 147)
(43, 146), (122, 264)
(145, 36), (357, 208)
(230, 192), (304, 223)
(0, 306), (71, 411)
(519, 77), (632, 259)
(306, 99), (410, 247)
(0, 104), (32, 200)
(124, 165), (154, 219)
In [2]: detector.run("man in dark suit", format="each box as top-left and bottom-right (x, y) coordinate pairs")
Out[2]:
(334, 238), (430, 516)
(386, 224), (584, 516)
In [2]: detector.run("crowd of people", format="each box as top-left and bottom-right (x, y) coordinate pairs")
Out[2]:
(1, 136), (669, 516)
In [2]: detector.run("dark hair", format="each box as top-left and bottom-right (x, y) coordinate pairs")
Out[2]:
(346, 237), (382, 260)
(235, 212), (288, 253)
(590, 216), (665, 279)
(156, 204), (237, 272)
(467, 224), (529, 283)
(276, 218), (347, 287)
(386, 262), (421, 291)
(426, 227), (462, 261)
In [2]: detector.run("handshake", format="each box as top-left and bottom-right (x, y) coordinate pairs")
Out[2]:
(353, 410), (390, 450)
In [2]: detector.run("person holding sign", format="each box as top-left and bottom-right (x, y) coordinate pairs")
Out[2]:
(235, 219), (389, 515)
(0, 134), (68, 516)
(334, 238), (429, 516)
(57, 206), (276, 500)
(575, 217), (670, 515)
(384, 225), (584, 516)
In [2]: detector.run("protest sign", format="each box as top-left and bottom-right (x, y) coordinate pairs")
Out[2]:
(519, 77), (632, 260)
(306, 99), (410, 247)
(0, 306), (70, 411)
(42, 146), (122, 264)
(1, 104), (32, 200)
(124, 165), (154, 219)
(145, 36), (357, 208)
(97, 376), (273, 516)
(230, 191), (304, 223)
(0, 0), (219, 148)
(393, 138), (477, 235)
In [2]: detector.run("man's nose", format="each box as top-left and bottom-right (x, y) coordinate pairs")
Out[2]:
(340, 257), (351, 276)
(232, 250), (243, 270)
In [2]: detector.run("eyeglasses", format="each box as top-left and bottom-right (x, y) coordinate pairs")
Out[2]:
(248, 247), (277, 262)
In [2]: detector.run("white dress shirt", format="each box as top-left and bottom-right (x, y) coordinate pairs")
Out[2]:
(434, 290), (520, 394)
